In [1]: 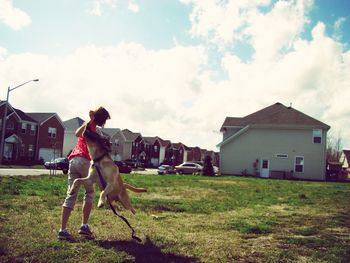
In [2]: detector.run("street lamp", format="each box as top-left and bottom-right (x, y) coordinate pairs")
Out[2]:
(0, 79), (39, 164)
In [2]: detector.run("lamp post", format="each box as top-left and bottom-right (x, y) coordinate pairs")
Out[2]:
(0, 79), (39, 164)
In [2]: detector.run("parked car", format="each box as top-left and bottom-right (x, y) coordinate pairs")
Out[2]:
(157, 164), (176, 175)
(44, 157), (69, 174)
(175, 162), (203, 174)
(192, 160), (204, 167)
(124, 160), (145, 169)
(114, 161), (132, 174)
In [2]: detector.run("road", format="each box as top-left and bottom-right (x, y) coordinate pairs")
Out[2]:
(0, 168), (63, 176)
(0, 168), (158, 177)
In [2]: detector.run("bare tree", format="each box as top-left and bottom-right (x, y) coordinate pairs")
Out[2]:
(327, 131), (343, 162)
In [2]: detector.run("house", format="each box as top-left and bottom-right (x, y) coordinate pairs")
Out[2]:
(143, 136), (163, 167)
(63, 117), (85, 157)
(187, 146), (202, 162)
(165, 142), (189, 165)
(27, 112), (65, 162)
(217, 102), (330, 181)
(340, 150), (350, 171)
(158, 138), (171, 165)
(111, 129), (144, 162)
(100, 127), (121, 160)
(0, 101), (38, 163)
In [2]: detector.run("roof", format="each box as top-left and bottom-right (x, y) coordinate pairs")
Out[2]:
(101, 128), (121, 137)
(122, 129), (141, 141)
(158, 137), (171, 147)
(27, 112), (65, 128)
(220, 102), (330, 131)
(171, 142), (189, 150)
(143, 136), (158, 144)
(13, 108), (37, 123)
(63, 117), (85, 132)
(27, 112), (56, 123)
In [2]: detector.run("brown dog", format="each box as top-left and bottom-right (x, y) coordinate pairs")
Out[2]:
(69, 126), (146, 214)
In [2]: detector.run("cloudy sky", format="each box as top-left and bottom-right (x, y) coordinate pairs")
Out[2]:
(0, 0), (349, 151)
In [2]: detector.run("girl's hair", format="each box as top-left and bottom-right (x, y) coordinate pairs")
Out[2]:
(93, 106), (110, 126)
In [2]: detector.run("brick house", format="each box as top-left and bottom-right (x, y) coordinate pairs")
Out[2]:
(26, 113), (65, 162)
(187, 146), (202, 162)
(143, 136), (165, 167)
(0, 102), (38, 163)
(165, 142), (189, 165)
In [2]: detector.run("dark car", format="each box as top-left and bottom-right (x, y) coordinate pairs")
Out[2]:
(114, 161), (132, 174)
(44, 157), (69, 174)
(157, 164), (176, 175)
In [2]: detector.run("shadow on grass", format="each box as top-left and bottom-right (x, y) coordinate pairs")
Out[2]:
(96, 236), (199, 263)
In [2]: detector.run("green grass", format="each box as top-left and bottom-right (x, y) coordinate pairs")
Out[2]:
(0, 174), (350, 262)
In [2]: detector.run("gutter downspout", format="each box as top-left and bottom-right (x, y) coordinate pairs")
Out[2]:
(35, 124), (40, 161)
(322, 129), (327, 181)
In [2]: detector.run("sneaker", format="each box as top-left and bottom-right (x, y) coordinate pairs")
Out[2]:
(78, 224), (93, 238)
(58, 229), (74, 241)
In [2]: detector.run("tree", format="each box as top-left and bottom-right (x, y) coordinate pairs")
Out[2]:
(327, 131), (343, 162)
(202, 155), (214, 176)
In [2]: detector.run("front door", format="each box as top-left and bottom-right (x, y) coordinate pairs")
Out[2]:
(260, 159), (269, 178)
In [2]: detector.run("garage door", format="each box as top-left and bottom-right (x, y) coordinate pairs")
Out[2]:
(39, 148), (62, 162)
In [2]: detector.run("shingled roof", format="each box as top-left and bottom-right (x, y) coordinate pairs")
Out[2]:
(63, 117), (85, 132)
(122, 129), (141, 141)
(101, 128), (121, 137)
(220, 102), (330, 131)
(13, 108), (37, 123)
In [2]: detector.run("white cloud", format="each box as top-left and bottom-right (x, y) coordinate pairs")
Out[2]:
(180, 0), (350, 148)
(0, 47), (7, 60)
(0, 0), (31, 30)
(1, 0), (350, 151)
(0, 43), (220, 149)
(333, 17), (346, 41)
(88, 0), (138, 16)
(88, 0), (118, 16)
(128, 0), (139, 13)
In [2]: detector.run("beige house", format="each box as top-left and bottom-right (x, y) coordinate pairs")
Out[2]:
(110, 129), (143, 162)
(217, 103), (330, 181)
(63, 117), (85, 157)
(340, 150), (350, 170)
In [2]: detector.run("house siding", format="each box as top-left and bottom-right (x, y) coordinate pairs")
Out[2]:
(37, 116), (64, 160)
(220, 127), (327, 180)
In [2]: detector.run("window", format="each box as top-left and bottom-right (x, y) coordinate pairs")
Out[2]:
(295, 156), (304, 172)
(7, 121), (14, 130)
(154, 145), (158, 152)
(48, 127), (56, 138)
(28, 145), (34, 157)
(21, 123), (27, 134)
(262, 160), (269, 169)
(30, 125), (36, 136)
(313, 129), (322, 144)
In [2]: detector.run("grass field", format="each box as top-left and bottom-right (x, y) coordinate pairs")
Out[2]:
(0, 173), (349, 263)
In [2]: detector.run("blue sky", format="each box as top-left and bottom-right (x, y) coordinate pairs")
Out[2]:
(0, 0), (350, 151)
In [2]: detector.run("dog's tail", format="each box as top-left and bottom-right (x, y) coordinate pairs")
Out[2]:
(124, 183), (147, 193)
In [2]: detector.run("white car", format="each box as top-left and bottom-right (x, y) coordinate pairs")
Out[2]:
(175, 162), (203, 174)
